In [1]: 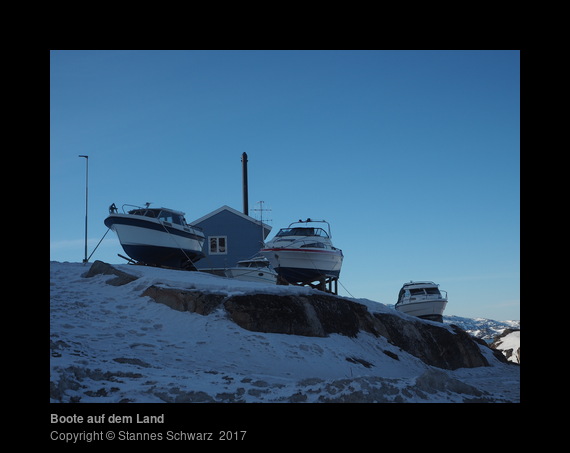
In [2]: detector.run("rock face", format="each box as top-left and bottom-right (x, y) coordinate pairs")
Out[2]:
(142, 284), (491, 370)
(84, 262), (495, 371)
(82, 260), (139, 286)
(141, 285), (226, 316)
(224, 293), (368, 338)
(490, 328), (520, 364)
(370, 314), (492, 370)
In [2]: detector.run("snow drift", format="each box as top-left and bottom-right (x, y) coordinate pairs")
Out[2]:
(50, 261), (520, 403)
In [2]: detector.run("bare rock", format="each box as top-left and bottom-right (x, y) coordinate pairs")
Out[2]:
(82, 260), (138, 286)
(141, 285), (226, 315)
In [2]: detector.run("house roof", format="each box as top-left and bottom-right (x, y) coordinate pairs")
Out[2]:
(191, 205), (272, 232)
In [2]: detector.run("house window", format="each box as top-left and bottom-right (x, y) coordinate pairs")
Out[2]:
(209, 236), (227, 255)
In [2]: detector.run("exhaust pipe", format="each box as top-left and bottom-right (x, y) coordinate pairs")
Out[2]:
(242, 152), (248, 216)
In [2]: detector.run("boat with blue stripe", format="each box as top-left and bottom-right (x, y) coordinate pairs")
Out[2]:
(104, 203), (205, 270)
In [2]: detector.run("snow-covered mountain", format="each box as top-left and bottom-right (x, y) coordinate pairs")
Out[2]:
(50, 261), (520, 403)
(443, 315), (519, 342)
(380, 304), (520, 342)
(443, 315), (520, 364)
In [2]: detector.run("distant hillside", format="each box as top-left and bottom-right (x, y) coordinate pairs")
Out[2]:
(443, 315), (519, 342)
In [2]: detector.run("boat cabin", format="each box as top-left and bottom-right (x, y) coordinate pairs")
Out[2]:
(236, 258), (272, 269)
(127, 207), (188, 226)
(275, 227), (330, 238)
(397, 282), (446, 304)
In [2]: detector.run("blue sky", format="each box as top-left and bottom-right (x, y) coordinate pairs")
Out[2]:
(50, 50), (520, 320)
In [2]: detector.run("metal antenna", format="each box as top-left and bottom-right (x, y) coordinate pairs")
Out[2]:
(252, 201), (272, 242)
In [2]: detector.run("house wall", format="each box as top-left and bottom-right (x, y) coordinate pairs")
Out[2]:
(194, 209), (267, 269)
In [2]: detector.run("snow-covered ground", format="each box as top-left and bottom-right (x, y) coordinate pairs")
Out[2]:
(491, 330), (520, 364)
(50, 261), (520, 403)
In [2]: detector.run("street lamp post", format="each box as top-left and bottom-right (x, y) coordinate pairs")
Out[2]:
(79, 155), (89, 263)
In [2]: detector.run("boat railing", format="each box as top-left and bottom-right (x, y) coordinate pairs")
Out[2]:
(409, 292), (447, 302)
(159, 216), (204, 232)
(186, 223), (204, 231)
(121, 203), (146, 214)
(286, 219), (332, 238)
(117, 203), (203, 231)
(273, 237), (339, 251)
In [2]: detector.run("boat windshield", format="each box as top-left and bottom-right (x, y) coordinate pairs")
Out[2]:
(300, 242), (326, 248)
(275, 227), (329, 238)
(128, 208), (185, 226)
(398, 286), (442, 302)
(158, 210), (185, 225)
(409, 287), (441, 297)
(128, 208), (159, 218)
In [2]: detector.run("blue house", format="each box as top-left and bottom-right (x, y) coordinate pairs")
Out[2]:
(190, 205), (272, 273)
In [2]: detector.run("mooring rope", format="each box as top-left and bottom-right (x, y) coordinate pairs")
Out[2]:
(158, 221), (196, 269)
(86, 228), (111, 262)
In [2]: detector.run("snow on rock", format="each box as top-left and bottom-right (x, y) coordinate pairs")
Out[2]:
(491, 329), (520, 364)
(94, 262), (492, 369)
(50, 261), (520, 403)
(442, 314), (520, 364)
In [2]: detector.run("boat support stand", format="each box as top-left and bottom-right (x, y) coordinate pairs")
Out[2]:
(277, 275), (339, 295)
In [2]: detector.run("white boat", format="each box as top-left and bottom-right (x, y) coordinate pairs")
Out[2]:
(395, 281), (448, 322)
(224, 256), (278, 284)
(104, 203), (205, 269)
(259, 218), (343, 285)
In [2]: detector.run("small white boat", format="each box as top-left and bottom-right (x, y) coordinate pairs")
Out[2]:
(224, 256), (278, 284)
(395, 281), (448, 322)
(104, 203), (205, 269)
(259, 218), (343, 285)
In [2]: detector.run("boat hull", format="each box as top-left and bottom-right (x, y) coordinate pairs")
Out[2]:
(259, 248), (343, 283)
(395, 299), (447, 323)
(104, 214), (205, 268)
(224, 267), (278, 284)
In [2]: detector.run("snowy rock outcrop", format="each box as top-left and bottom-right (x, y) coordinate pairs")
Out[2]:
(222, 292), (492, 370)
(82, 259), (139, 286)
(88, 261), (494, 371)
(141, 285), (226, 315)
(490, 329), (520, 364)
(51, 261), (520, 403)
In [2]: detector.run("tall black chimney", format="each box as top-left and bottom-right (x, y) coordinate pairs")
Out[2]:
(241, 152), (248, 216)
